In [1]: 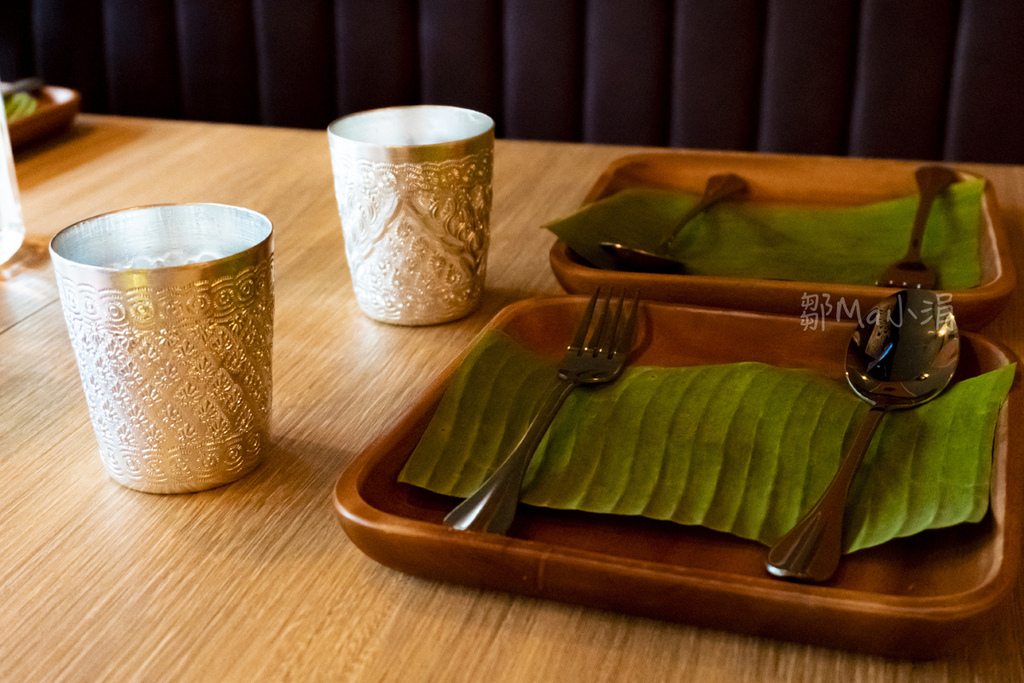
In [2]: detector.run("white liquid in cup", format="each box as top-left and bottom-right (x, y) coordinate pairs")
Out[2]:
(107, 249), (230, 270)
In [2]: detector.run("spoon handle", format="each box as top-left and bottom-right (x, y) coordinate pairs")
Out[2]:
(766, 406), (887, 582)
(901, 165), (958, 263)
(655, 173), (748, 254)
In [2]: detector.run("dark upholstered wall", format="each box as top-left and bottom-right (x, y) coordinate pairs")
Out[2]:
(2, 0), (1023, 163)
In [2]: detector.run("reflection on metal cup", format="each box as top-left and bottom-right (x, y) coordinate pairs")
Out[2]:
(49, 204), (274, 493)
(328, 105), (494, 325)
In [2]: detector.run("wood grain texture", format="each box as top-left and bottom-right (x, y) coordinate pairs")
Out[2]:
(1, 116), (1023, 681)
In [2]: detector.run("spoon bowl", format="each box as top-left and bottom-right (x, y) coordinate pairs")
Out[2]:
(599, 173), (748, 273)
(766, 289), (960, 582)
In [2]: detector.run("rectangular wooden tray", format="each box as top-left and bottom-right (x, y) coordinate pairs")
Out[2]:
(548, 152), (1015, 330)
(333, 296), (1022, 658)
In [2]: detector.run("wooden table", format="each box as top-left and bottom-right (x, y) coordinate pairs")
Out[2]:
(2, 115), (1023, 681)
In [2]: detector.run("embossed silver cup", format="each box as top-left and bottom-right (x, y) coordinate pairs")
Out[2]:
(50, 204), (274, 494)
(328, 105), (494, 325)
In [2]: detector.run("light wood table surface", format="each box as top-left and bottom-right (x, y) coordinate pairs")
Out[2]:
(2, 115), (1023, 681)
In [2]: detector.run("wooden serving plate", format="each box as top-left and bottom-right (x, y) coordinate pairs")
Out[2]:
(333, 296), (1022, 658)
(548, 152), (1015, 331)
(9, 86), (80, 149)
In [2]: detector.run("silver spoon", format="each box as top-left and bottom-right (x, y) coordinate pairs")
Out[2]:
(599, 173), (748, 273)
(766, 289), (960, 582)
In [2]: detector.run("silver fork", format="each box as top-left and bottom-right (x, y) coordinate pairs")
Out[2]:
(443, 289), (641, 534)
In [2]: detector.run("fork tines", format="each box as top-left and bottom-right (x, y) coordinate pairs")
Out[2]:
(572, 289), (640, 358)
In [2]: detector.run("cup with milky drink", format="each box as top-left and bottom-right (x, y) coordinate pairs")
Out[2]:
(49, 204), (274, 493)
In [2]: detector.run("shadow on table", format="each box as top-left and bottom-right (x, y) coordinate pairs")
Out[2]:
(1, 234), (51, 279)
(14, 118), (147, 191)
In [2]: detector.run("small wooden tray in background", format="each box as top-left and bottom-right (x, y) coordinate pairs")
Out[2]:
(9, 86), (80, 149)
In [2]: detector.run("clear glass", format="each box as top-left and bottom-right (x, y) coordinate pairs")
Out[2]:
(0, 104), (25, 265)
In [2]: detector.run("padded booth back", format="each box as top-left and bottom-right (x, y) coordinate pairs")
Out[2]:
(2, 0), (1023, 163)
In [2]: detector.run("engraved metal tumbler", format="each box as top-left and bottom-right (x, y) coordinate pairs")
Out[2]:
(328, 105), (494, 325)
(50, 204), (274, 493)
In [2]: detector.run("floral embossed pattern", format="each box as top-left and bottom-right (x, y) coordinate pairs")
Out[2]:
(56, 259), (273, 493)
(331, 148), (492, 325)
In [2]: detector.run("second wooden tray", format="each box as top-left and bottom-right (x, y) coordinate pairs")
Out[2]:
(548, 152), (1015, 330)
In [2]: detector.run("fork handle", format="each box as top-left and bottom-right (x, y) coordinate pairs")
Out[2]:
(443, 378), (577, 534)
(902, 166), (958, 262)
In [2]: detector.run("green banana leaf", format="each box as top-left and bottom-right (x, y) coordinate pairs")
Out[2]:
(3, 92), (37, 122)
(399, 330), (1014, 553)
(545, 179), (985, 290)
